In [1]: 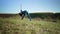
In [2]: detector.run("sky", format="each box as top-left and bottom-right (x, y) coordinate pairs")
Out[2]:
(0, 0), (60, 14)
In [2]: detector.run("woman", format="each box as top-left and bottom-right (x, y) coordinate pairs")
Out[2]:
(19, 10), (31, 21)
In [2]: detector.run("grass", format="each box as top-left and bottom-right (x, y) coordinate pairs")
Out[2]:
(0, 16), (60, 34)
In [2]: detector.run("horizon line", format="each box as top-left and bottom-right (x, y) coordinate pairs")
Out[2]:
(0, 11), (60, 14)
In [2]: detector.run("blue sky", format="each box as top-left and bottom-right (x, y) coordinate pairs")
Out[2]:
(0, 0), (60, 14)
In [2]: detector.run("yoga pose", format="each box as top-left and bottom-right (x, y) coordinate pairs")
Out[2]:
(19, 4), (31, 21)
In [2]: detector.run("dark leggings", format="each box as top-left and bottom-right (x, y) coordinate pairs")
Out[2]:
(21, 13), (31, 21)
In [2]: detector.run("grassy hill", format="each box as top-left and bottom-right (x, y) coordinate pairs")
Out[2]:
(0, 13), (60, 34)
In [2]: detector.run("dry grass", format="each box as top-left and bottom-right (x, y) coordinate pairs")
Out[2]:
(0, 16), (60, 34)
